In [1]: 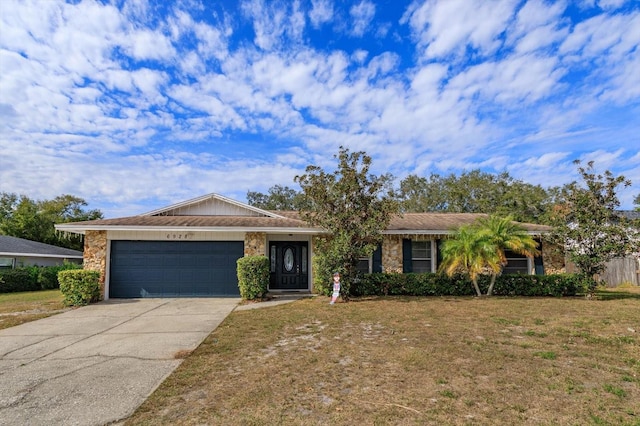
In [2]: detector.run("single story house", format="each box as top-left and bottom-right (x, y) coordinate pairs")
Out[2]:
(0, 235), (83, 269)
(55, 193), (556, 299)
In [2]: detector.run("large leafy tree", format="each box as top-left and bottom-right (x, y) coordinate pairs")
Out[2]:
(294, 147), (399, 299)
(476, 215), (540, 296)
(399, 170), (552, 223)
(0, 193), (103, 250)
(549, 161), (632, 292)
(246, 185), (307, 210)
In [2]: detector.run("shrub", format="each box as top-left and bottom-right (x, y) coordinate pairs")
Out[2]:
(0, 268), (40, 293)
(237, 256), (269, 300)
(38, 262), (82, 290)
(58, 269), (101, 306)
(351, 273), (585, 298)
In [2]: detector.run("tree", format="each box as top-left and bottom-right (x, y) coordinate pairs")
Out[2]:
(475, 215), (540, 296)
(439, 224), (502, 297)
(294, 147), (399, 299)
(399, 170), (552, 223)
(549, 160), (632, 293)
(634, 194), (640, 211)
(0, 192), (103, 250)
(246, 185), (307, 210)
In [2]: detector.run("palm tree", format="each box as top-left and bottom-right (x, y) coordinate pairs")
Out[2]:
(439, 224), (502, 296)
(476, 215), (541, 296)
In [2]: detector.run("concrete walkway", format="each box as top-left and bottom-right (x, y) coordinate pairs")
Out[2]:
(0, 298), (239, 426)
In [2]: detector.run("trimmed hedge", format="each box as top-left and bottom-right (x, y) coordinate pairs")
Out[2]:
(0, 263), (82, 293)
(58, 269), (101, 306)
(237, 256), (270, 300)
(351, 273), (586, 297)
(0, 268), (40, 293)
(38, 263), (82, 290)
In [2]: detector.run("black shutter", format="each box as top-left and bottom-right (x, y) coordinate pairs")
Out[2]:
(402, 239), (412, 273)
(436, 239), (443, 271)
(372, 246), (382, 273)
(534, 241), (544, 275)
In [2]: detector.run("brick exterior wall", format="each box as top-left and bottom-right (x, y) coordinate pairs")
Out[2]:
(83, 230), (107, 299)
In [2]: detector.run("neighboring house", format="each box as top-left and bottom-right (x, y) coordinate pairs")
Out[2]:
(55, 193), (555, 299)
(0, 235), (83, 269)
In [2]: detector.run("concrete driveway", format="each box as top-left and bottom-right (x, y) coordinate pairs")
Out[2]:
(0, 298), (239, 426)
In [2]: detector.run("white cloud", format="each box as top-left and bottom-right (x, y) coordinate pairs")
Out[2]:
(309, 0), (333, 28)
(1, 0), (639, 215)
(597, 0), (627, 10)
(123, 29), (176, 61)
(402, 0), (518, 59)
(241, 0), (305, 51)
(349, 1), (376, 37)
(448, 54), (565, 104)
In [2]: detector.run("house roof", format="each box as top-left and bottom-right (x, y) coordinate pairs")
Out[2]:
(55, 193), (550, 235)
(142, 193), (287, 219)
(55, 214), (321, 234)
(619, 210), (640, 221)
(0, 235), (83, 259)
(55, 211), (550, 235)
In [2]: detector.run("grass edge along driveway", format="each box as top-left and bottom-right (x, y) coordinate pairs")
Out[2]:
(0, 289), (67, 330)
(127, 290), (640, 426)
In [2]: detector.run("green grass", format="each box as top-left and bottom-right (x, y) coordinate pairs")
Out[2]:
(126, 291), (640, 426)
(0, 290), (66, 329)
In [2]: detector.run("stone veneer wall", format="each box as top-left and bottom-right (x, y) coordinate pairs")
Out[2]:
(541, 241), (566, 274)
(83, 230), (107, 299)
(244, 232), (267, 256)
(384, 234), (564, 275)
(381, 234), (443, 273)
(381, 235), (403, 273)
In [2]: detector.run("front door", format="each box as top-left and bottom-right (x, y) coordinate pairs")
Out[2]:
(269, 242), (309, 290)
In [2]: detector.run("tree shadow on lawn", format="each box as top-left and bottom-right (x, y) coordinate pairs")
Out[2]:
(348, 290), (640, 303)
(592, 288), (640, 300)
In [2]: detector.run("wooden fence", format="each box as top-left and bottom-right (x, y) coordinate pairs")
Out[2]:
(601, 257), (640, 287)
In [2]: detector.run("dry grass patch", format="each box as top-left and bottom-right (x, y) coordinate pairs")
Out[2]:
(0, 290), (67, 330)
(127, 292), (640, 425)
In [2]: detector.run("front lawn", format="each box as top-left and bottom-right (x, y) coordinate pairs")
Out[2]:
(0, 289), (67, 330)
(127, 291), (640, 425)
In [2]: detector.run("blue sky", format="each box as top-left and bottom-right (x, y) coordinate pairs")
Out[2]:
(1, 0), (638, 218)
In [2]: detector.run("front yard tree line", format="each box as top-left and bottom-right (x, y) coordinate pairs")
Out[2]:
(249, 152), (638, 294)
(294, 147), (400, 299)
(549, 160), (638, 293)
(0, 193), (103, 251)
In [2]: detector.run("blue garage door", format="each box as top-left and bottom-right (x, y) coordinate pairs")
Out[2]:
(109, 241), (243, 298)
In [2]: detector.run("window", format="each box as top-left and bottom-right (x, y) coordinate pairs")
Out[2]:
(503, 250), (530, 274)
(357, 258), (371, 274)
(0, 257), (14, 269)
(270, 245), (276, 273)
(301, 246), (307, 274)
(411, 241), (432, 273)
(357, 246), (382, 274)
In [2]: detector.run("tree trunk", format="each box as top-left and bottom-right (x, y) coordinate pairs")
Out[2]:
(487, 274), (497, 296)
(472, 278), (482, 297)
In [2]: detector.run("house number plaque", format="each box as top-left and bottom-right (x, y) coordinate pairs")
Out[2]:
(166, 233), (194, 240)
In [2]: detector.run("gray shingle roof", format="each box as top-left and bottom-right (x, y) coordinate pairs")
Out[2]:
(0, 236), (83, 258)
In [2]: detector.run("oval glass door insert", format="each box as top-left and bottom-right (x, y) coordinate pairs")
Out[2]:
(283, 247), (295, 272)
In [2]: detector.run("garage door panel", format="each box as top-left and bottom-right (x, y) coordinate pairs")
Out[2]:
(109, 241), (243, 298)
